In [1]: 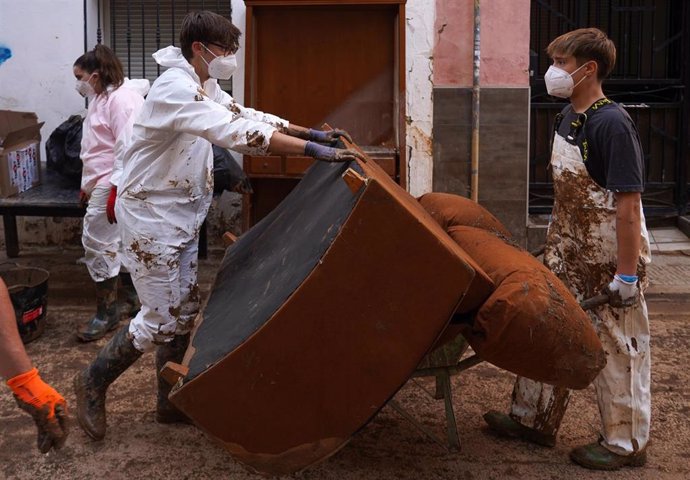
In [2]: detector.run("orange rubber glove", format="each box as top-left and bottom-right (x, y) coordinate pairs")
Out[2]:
(106, 186), (117, 224)
(7, 367), (69, 453)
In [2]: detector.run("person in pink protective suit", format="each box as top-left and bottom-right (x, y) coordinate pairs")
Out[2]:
(73, 45), (150, 342)
(74, 11), (363, 440)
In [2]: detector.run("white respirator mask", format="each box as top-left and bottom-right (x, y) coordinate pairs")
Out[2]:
(544, 62), (591, 98)
(75, 73), (96, 98)
(202, 44), (237, 80)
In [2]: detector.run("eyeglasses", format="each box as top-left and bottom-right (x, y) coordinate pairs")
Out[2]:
(206, 42), (235, 56)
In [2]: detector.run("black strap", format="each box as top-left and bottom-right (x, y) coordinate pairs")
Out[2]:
(566, 98), (612, 162)
(549, 110), (567, 158)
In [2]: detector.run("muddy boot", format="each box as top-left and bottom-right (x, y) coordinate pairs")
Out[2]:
(570, 442), (647, 470)
(483, 410), (556, 447)
(118, 271), (141, 318)
(76, 277), (120, 342)
(73, 326), (143, 440)
(155, 333), (192, 424)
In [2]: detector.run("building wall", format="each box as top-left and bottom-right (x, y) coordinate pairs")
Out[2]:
(433, 0), (531, 244)
(0, 0), (532, 249)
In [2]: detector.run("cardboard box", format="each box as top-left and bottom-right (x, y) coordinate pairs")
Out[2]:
(0, 110), (44, 198)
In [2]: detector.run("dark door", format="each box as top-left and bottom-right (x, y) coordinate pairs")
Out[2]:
(530, 0), (690, 220)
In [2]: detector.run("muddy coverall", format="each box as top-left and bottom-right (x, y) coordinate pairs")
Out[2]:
(81, 79), (149, 282)
(508, 117), (652, 456)
(117, 46), (288, 352)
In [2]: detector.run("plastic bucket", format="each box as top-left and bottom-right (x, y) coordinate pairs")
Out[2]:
(0, 264), (49, 344)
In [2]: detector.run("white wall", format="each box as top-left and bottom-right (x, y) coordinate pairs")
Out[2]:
(230, 0), (246, 105)
(406, 0), (435, 196)
(0, 0), (96, 154)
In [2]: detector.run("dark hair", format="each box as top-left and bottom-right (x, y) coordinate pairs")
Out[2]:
(179, 11), (241, 61)
(546, 28), (616, 80)
(74, 44), (125, 90)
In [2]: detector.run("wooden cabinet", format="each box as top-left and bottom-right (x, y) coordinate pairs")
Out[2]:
(242, 0), (407, 229)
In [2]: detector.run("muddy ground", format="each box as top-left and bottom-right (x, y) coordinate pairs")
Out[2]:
(1, 247), (688, 480)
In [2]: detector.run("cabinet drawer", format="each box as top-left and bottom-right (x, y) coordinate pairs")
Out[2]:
(248, 156), (282, 174)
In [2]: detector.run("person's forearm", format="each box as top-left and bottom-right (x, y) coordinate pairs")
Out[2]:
(282, 123), (311, 140)
(268, 131), (308, 156)
(0, 279), (32, 379)
(615, 192), (642, 276)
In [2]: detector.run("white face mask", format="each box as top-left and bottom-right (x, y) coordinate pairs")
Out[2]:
(75, 73), (96, 98)
(544, 62), (590, 98)
(201, 44), (237, 80)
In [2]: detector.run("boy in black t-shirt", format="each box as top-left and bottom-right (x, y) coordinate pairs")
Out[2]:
(483, 28), (651, 470)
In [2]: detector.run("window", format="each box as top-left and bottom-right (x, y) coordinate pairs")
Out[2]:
(106, 0), (233, 90)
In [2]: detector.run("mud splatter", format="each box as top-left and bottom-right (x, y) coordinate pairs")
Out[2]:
(246, 131), (266, 149)
(226, 101), (241, 115)
(129, 239), (157, 269)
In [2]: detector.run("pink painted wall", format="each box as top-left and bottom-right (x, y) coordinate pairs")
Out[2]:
(434, 0), (530, 87)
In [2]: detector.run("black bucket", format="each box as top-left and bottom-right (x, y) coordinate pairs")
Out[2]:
(0, 264), (49, 344)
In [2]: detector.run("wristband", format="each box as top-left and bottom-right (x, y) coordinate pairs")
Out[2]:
(616, 273), (638, 284)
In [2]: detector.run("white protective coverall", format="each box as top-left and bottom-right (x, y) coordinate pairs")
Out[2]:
(117, 46), (288, 352)
(509, 131), (652, 456)
(81, 78), (150, 282)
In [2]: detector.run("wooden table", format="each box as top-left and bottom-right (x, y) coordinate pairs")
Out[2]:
(0, 167), (208, 258)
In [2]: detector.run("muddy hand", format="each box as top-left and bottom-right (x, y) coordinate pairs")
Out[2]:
(17, 401), (69, 453)
(603, 274), (639, 308)
(308, 128), (353, 146)
(7, 368), (69, 453)
(305, 141), (366, 163)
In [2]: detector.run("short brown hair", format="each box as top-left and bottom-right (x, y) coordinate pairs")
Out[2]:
(546, 28), (616, 80)
(74, 44), (125, 91)
(180, 11), (241, 61)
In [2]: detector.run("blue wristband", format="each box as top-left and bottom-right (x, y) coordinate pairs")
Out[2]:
(617, 274), (638, 283)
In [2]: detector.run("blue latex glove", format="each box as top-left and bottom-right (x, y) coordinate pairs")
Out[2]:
(308, 128), (353, 145)
(304, 141), (365, 163)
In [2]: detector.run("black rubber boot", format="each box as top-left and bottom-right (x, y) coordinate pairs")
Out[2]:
(76, 277), (120, 342)
(74, 326), (143, 440)
(483, 410), (557, 447)
(118, 272), (141, 318)
(155, 333), (192, 424)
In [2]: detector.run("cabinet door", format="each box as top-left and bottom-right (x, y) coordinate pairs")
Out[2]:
(249, 4), (398, 147)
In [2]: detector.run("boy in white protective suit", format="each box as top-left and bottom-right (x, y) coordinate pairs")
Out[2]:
(483, 28), (651, 470)
(74, 10), (363, 440)
(73, 44), (149, 342)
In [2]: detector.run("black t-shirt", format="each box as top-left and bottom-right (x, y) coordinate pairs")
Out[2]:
(555, 101), (645, 192)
